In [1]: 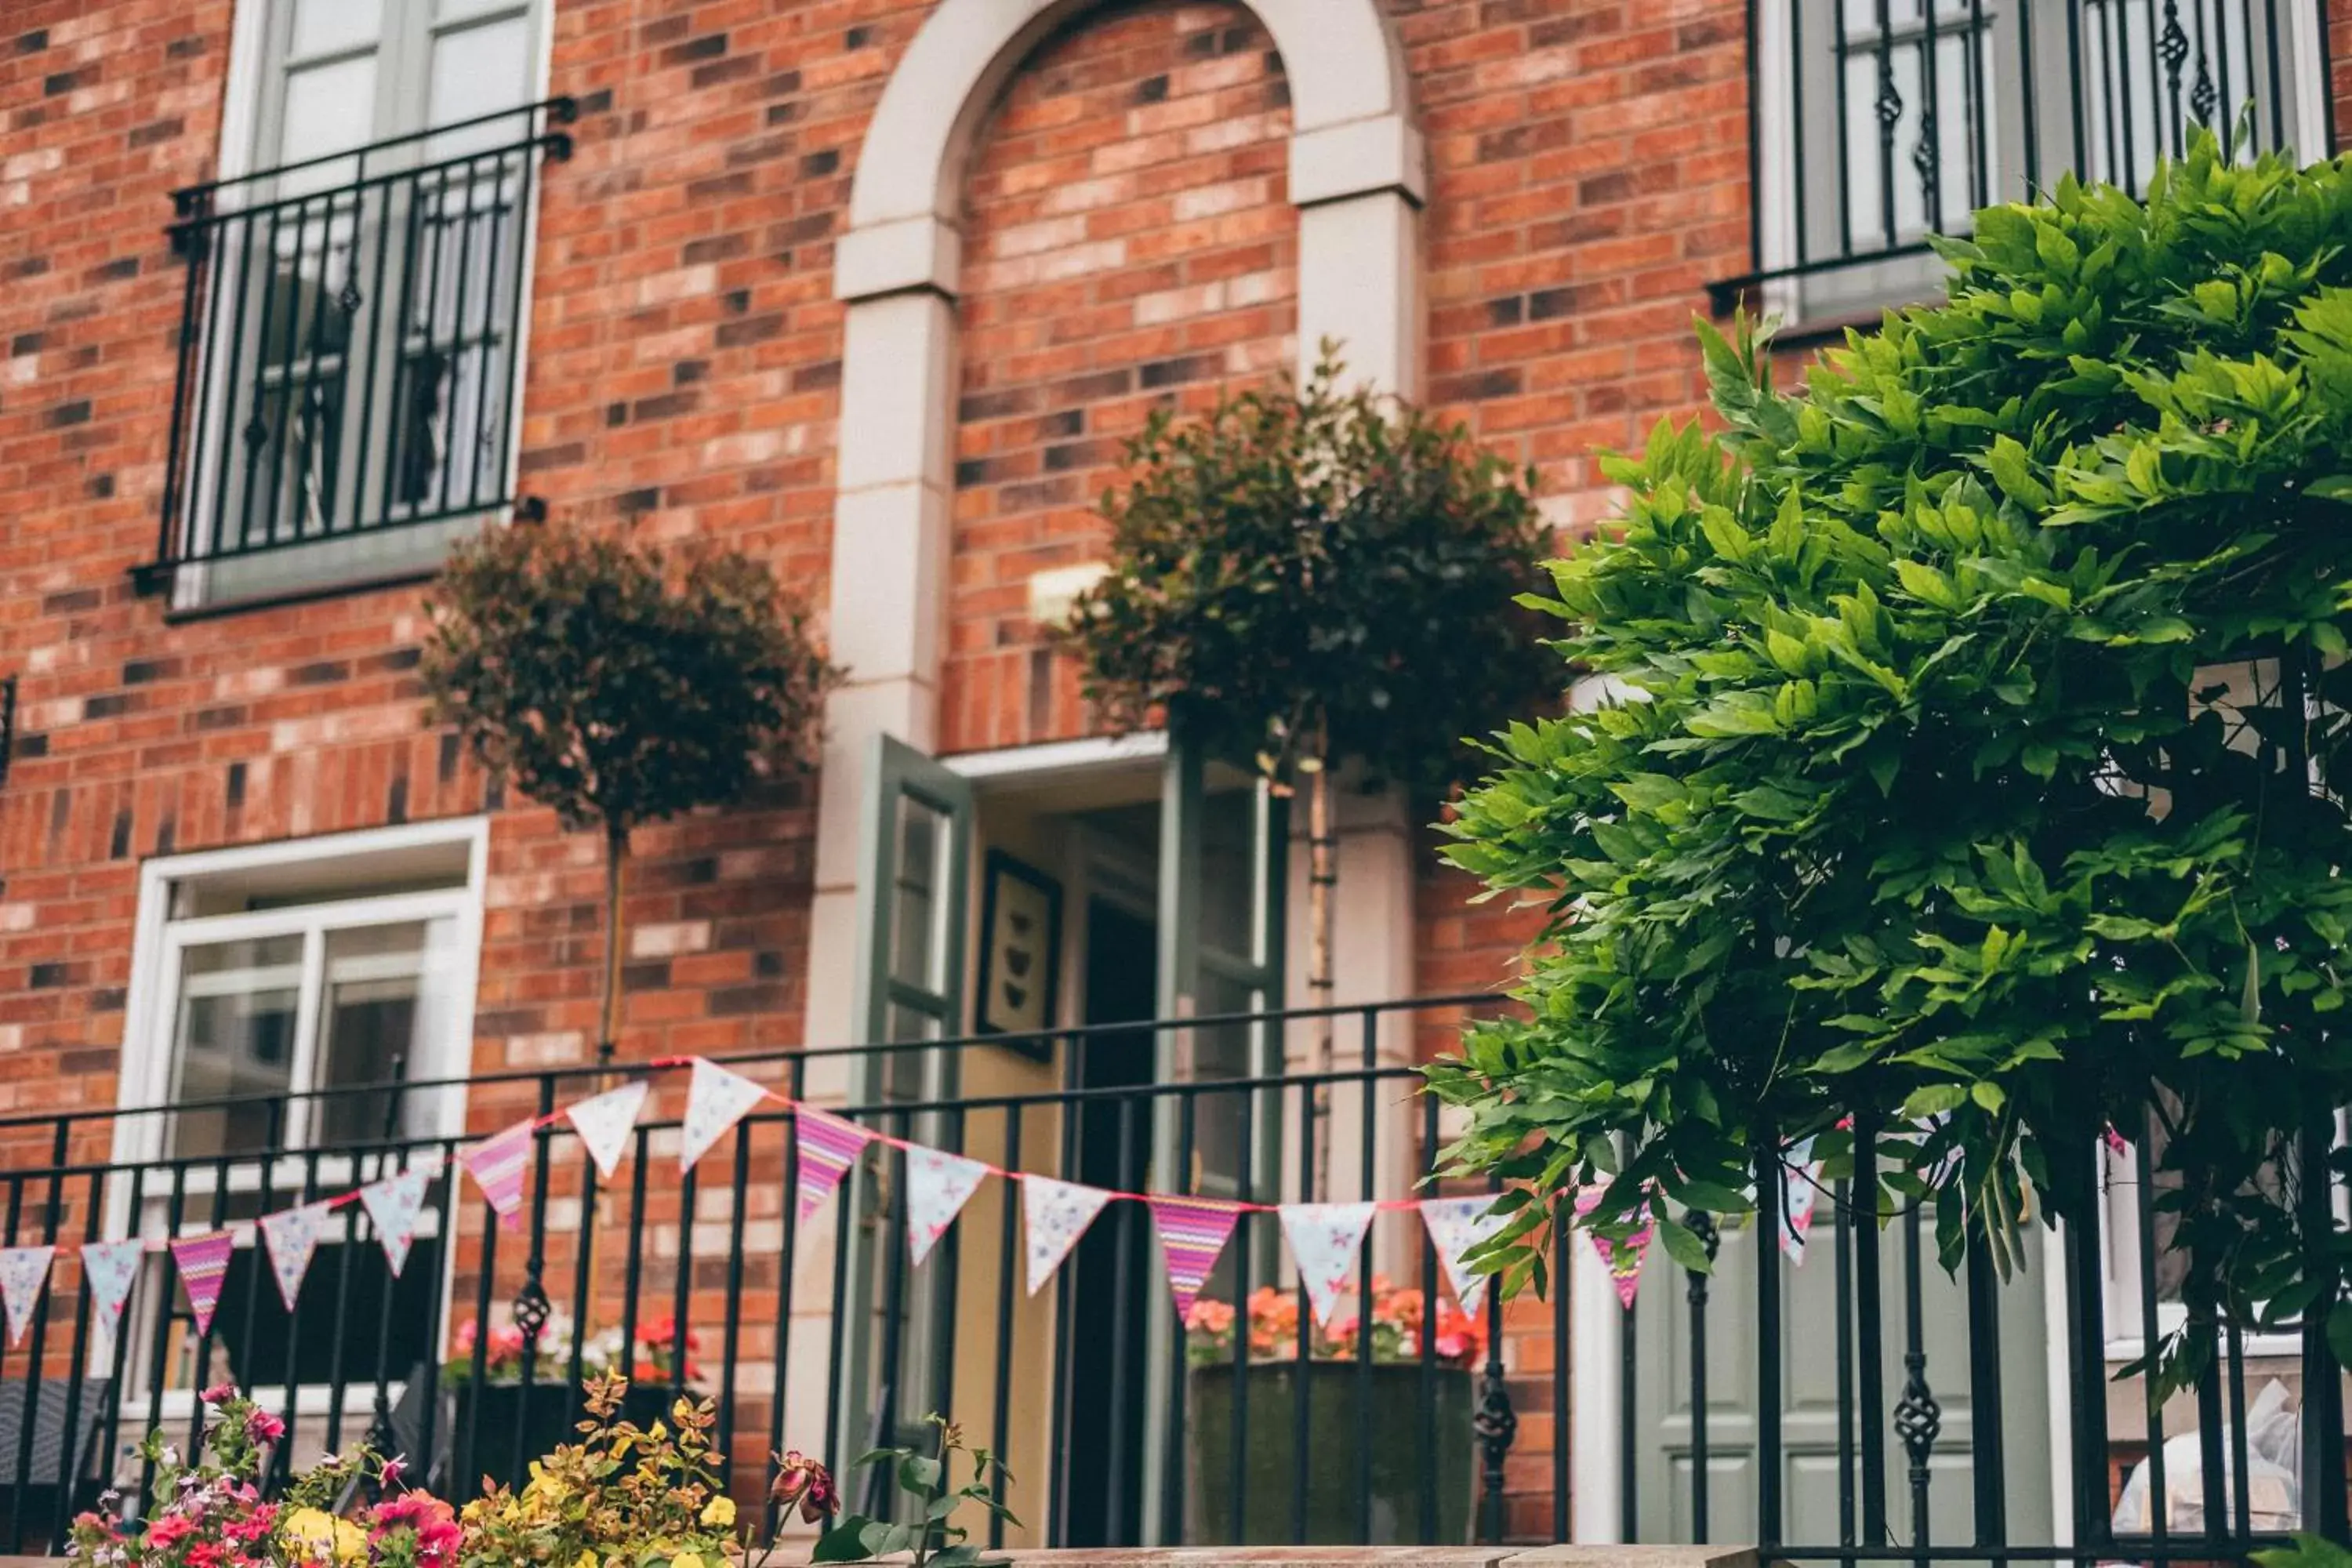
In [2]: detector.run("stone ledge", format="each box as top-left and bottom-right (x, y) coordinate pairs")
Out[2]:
(7, 1549), (1763, 1568)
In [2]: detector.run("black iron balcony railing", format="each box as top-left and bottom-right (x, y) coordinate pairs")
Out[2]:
(0, 995), (2341, 1557)
(141, 100), (574, 593)
(1714, 0), (2338, 311)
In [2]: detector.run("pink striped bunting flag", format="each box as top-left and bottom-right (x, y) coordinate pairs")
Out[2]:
(1147, 1196), (1243, 1321)
(462, 1117), (537, 1227)
(794, 1109), (875, 1222)
(171, 1231), (235, 1337)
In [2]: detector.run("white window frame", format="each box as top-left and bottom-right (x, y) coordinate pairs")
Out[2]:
(168, 0), (554, 611)
(99, 818), (490, 1410)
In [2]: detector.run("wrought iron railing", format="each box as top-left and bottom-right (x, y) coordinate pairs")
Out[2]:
(1714, 0), (2338, 310)
(0, 996), (2341, 1557)
(141, 100), (573, 591)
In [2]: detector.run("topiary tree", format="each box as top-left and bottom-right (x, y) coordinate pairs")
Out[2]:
(1430, 131), (2352, 1392)
(1066, 346), (1556, 1178)
(422, 522), (842, 1059)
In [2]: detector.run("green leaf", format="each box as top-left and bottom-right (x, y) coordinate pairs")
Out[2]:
(811, 1521), (877, 1563)
(1653, 1214), (1714, 1274)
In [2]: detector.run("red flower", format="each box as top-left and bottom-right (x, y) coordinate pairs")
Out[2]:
(143, 1515), (198, 1549)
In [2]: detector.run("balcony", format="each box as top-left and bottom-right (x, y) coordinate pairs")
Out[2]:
(0, 995), (2343, 1558)
(140, 100), (575, 610)
(1713, 0), (2338, 314)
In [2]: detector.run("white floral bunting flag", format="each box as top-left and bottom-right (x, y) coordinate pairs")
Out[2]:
(1279, 1202), (1377, 1329)
(905, 1146), (991, 1267)
(0, 1245), (54, 1347)
(1778, 1138), (1821, 1265)
(1022, 1175), (1112, 1295)
(679, 1058), (769, 1174)
(566, 1081), (649, 1180)
(257, 1201), (336, 1312)
(79, 1239), (143, 1338)
(1418, 1195), (1508, 1317)
(462, 1117), (538, 1226)
(358, 1165), (436, 1278)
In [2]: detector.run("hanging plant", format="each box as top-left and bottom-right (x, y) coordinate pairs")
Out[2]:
(421, 521), (842, 1057)
(1429, 131), (2352, 1397)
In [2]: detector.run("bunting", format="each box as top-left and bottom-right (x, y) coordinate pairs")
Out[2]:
(0, 1246), (54, 1347)
(462, 1117), (538, 1226)
(358, 1166), (435, 1277)
(79, 1239), (143, 1338)
(905, 1147), (990, 1267)
(1576, 1188), (1653, 1309)
(567, 1081), (649, 1180)
(258, 1201), (336, 1312)
(1022, 1176), (1112, 1295)
(1777, 1138), (1821, 1264)
(679, 1058), (769, 1174)
(793, 1109), (874, 1223)
(1417, 1195), (1507, 1316)
(172, 1231), (235, 1337)
(1279, 1203), (1377, 1329)
(1148, 1196), (1242, 1321)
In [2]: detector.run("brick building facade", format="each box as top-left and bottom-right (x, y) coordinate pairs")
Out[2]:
(3, 0), (2348, 1546)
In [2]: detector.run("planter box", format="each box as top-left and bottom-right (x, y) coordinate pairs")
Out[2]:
(1184, 1361), (1475, 1546)
(448, 1381), (677, 1490)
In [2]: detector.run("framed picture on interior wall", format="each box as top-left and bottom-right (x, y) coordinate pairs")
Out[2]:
(977, 849), (1061, 1059)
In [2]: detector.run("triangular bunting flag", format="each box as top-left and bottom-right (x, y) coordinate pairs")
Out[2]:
(566, 1081), (649, 1180)
(1147, 1196), (1243, 1321)
(79, 1239), (143, 1338)
(794, 1109), (874, 1222)
(679, 1058), (769, 1174)
(1419, 1195), (1508, 1317)
(1279, 1203), (1377, 1329)
(1778, 1138), (1820, 1265)
(0, 1246), (55, 1347)
(462, 1117), (537, 1227)
(905, 1146), (990, 1267)
(171, 1231), (234, 1337)
(1022, 1176), (1112, 1295)
(257, 1202), (336, 1312)
(1576, 1188), (1653, 1309)
(358, 1166), (435, 1278)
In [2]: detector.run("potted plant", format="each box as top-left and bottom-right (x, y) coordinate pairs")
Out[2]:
(1181, 1279), (1486, 1543)
(441, 1311), (700, 1487)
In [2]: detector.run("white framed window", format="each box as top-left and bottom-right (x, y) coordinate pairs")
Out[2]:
(165, 0), (553, 610)
(103, 820), (488, 1413)
(1744, 0), (2332, 323)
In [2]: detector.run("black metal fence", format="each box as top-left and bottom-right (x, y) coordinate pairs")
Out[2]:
(143, 100), (573, 589)
(1715, 0), (2339, 308)
(0, 996), (2343, 1561)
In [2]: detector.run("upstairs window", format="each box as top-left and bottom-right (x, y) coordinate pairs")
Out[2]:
(148, 0), (564, 610)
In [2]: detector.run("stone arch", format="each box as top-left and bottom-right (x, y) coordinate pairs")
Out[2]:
(805, 0), (1424, 1051)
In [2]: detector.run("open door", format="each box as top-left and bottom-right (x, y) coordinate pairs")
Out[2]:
(839, 735), (975, 1486)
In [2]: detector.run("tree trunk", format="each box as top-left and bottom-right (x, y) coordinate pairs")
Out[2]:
(600, 821), (630, 1065)
(1306, 754), (1338, 1200)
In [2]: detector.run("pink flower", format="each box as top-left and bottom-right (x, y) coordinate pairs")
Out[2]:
(143, 1515), (197, 1549)
(378, 1456), (405, 1489)
(245, 1409), (285, 1443)
(198, 1383), (237, 1405)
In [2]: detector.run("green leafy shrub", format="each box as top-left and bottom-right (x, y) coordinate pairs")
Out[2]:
(811, 1415), (1014, 1568)
(1430, 131), (2352, 1390)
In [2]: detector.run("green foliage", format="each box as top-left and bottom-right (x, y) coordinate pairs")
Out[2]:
(2254, 1534), (2352, 1568)
(421, 523), (841, 839)
(1428, 130), (2352, 1391)
(1065, 344), (1555, 795)
(810, 1416), (1016, 1568)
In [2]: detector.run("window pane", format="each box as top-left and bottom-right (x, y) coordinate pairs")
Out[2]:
(313, 923), (426, 1145)
(426, 16), (530, 147)
(890, 797), (948, 995)
(290, 0), (382, 58)
(170, 935), (304, 1159)
(278, 54), (378, 169)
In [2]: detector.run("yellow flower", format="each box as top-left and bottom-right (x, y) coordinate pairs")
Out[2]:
(671, 1552), (705, 1568)
(699, 1497), (736, 1529)
(575, 1552), (598, 1568)
(279, 1509), (368, 1566)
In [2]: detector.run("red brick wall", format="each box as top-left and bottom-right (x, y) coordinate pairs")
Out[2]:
(942, 0), (1295, 754)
